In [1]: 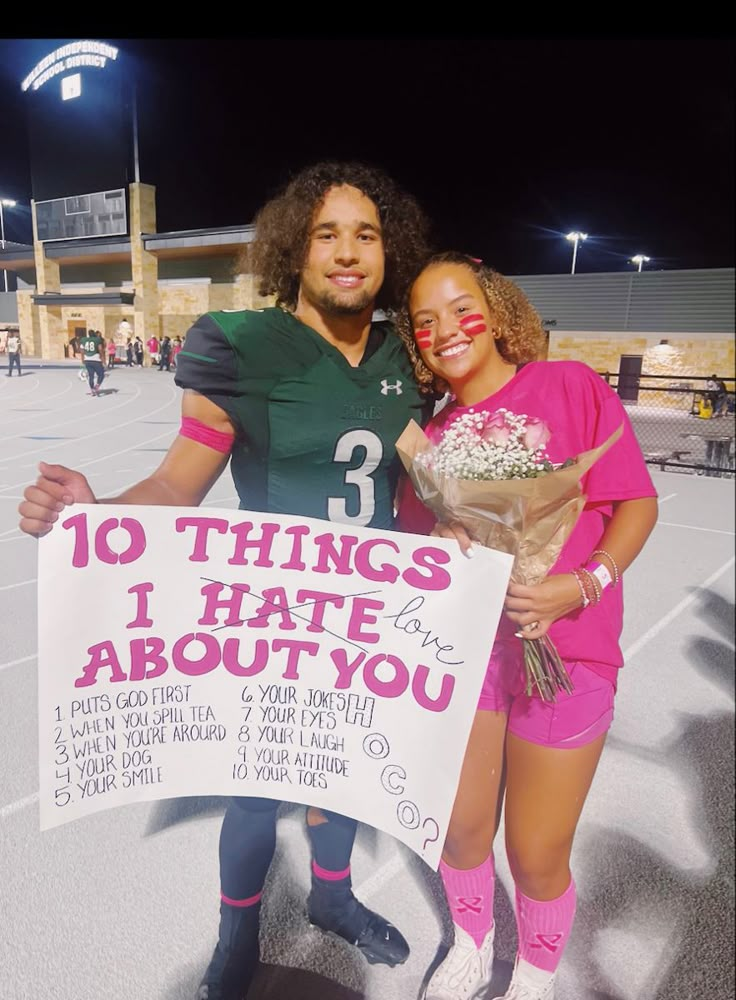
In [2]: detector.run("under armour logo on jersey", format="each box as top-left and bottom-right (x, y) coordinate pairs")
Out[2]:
(529, 932), (563, 953)
(455, 896), (483, 915)
(380, 379), (403, 395)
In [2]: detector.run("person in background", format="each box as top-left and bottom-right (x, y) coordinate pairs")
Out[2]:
(146, 333), (160, 366)
(171, 335), (183, 369)
(134, 336), (144, 367)
(6, 331), (22, 376)
(78, 329), (106, 395)
(158, 335), (172, 371)
(396, 252), (658, 1000)
(706, 374), (729, 417)
(107, 336), (117, 370)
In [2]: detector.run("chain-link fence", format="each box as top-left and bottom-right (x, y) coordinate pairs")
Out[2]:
(600, 372), (735, 478)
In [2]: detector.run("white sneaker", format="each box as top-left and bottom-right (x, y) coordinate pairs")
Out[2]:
(424, 923), (495, 1000)
(491, 957), (555, 999)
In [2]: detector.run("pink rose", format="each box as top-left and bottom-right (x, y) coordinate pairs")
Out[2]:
(523, 417), (551, 451)
(481, 412), (512, 447)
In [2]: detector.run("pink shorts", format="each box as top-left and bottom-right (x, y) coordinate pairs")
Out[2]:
(478, 641), (615, 749)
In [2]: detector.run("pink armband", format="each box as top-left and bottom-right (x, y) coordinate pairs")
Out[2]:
(180, 416), (234, 454)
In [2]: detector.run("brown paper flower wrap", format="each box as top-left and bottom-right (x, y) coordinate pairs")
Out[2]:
(396, 419), (623, 701)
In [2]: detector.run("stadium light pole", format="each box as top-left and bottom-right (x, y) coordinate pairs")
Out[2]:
(630, 254), (651, 273)
(565, 231), (588, 274)
(0, 197), (18, 293)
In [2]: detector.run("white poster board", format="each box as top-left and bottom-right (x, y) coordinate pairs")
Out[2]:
(38, 505), (513, 868)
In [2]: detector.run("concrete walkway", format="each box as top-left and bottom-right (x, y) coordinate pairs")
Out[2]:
(1, 365), (733, 1000)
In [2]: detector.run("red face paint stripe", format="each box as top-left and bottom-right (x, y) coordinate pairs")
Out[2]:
(462, 323), (487, 337)
(415, 330), (432, 347)
(458, 313), (485, 326)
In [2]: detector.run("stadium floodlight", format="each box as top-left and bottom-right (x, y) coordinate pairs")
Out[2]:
(565, 231), (588, 274)
(630, 254), (651, 272)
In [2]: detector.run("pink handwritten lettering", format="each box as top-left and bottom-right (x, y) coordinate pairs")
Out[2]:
(198, 581), (252, 627)
(412, 664), (455, 713)
(346, 597), (384, 643)
(172, 633), (222, 675)
(175, 517), (228, 561)
(222, 637), (270, 677)
(354, 539), (401, 584)
(129, 636), (168, 681)
(403, 547), (452, 591)
(296, 590), (346, 632)
(272, 639), (320, 681)
(228, 521), (280, 567)
(363, 653), (409, 699)
(75, 640), (127, 687)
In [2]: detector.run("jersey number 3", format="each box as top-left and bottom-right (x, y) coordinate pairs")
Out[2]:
(328, 429), (383, 526)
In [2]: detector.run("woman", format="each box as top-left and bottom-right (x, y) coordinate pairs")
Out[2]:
(106, 336), (117, 370)
(396, 253), (658, 1000)
(170, 335), (183, 369)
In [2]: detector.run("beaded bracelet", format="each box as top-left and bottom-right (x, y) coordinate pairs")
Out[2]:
(579, 566), (602, 606)
(576, 566), (598, 604)
(591, 548), (620, 587)
(570, 568), (590, 609)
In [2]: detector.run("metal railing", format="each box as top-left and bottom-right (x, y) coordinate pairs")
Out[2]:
(600, 372), (735, 478)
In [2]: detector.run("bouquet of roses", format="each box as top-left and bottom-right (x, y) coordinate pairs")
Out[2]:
(396, 408), (622, 702)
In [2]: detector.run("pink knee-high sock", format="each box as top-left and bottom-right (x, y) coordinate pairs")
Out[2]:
(515, 878), (577, 973)
(439, 855), (495, 948)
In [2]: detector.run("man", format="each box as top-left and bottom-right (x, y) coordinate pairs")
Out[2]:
(6, 331), (21, 376)
(18, 161), (434, 1000)
(158, 334), (172, 370)
(706, 374), (729, 417)
(78, 328), (106, 395)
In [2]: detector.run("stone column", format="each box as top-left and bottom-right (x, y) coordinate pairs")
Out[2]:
(16, 291), (41, 357)
(31, 200), (64, 359)
(233, 272), (274, 310)
(129, 183), (159, 343)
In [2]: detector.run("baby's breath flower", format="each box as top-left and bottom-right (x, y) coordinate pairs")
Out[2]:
(407, 407), (579, 704)
(417, 408), (554, 482)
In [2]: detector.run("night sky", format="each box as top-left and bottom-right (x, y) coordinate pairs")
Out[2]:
(0, 37), (733, 276)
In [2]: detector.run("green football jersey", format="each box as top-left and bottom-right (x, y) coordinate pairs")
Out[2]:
(175, 308), (432, 529)
(79, 333), (104, 360)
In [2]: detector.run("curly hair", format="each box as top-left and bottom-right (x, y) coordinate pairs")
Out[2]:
(239, 161), (431, 312)
(395, 252), (548, 396)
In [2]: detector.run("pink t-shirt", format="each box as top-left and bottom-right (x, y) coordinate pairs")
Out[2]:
(397, 361), (657, 679)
